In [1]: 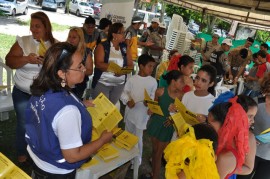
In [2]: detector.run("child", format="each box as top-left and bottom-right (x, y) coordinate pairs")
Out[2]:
(208, 96), (250, 179)
(242, 53), (261, 98)
(120, 54), (157, 165)
(147, 70), (185, 179)
(182, 65), (217, 121)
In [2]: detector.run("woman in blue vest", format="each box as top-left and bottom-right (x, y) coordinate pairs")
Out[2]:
(25, 42), (113, 178)
(92, 22), (133, 104)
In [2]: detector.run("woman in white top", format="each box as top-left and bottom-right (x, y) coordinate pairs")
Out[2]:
(92, 22), (133, 104)
(5, 11), (56, 163)
(182, 65), (217, 121)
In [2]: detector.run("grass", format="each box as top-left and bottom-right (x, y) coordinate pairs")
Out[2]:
(0, 33), (16, 60)
(16, 19), (70, 31)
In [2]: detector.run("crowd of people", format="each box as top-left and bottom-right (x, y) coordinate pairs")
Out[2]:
(4, 11), (270, 179)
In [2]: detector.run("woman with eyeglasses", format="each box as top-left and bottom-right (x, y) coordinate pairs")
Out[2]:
(238, 73), (270, 179)
(5, 11), (56, 163)
(66, 27), (93, 99)
(92, 22), (133, 104)
(25, 42), (113, 178)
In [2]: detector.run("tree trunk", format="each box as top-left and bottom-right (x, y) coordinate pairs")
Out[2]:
(160, 0), (165, 23)
(207, 15), (217, 34)
(134, 0), (141, 17)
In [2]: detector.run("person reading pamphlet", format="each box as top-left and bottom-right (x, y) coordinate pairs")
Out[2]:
(120, 54), (157, 165)
(146, 70), (185, 179)
(24, 42), (113, 178)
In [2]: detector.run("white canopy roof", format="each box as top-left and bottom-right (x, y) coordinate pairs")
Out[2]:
(164, 0), (270, 28)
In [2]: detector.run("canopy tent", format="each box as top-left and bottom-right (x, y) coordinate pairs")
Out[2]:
(164, 0), (270, 30)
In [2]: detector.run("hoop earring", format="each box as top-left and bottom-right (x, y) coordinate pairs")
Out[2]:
(61, 79), (66, 87)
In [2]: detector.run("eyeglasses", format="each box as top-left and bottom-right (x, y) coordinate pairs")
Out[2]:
(67, 61), (86, 73)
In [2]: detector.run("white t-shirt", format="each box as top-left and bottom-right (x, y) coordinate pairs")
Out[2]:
(99, 42), (126, 86)
(14, 35), (52, 94)
(120, 75), (157, 129)
(182, 91), (215, 115)
(27, 94), (83, 174)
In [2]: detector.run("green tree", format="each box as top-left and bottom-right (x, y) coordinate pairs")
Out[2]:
(255, 30), (270, 43)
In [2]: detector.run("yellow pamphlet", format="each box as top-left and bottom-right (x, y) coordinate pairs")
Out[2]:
(38, 39), (47, 57)
(169, 112), (190, 137)
(80, 157), (99, 169)
(107, 62), (133, 75)
(0, 86), (8, 90)
(144, 89), (164, 116)
(113, 128), (138, 151)
(0, 153), (31, 179)
(87, 93), (123, 136)
(97, 144), (119, 162)
(261, 128), (270, 135)
(174, 98), (199, 125)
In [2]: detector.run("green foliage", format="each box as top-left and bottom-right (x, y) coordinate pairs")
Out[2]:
(165, 4), (202, 24)
(0, 11), (8, 17)
(0, 33), (16, 59)
(255, 30), (270, 43)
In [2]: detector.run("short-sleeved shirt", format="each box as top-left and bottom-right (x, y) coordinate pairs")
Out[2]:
(231, 45), (252, 63)
(266, 54), (270, 62)
(228, 49), (250, 77)
(83, 28), (100, 53)
(256, 63), (267, 79)
(209, 47), (230, 75)
(125, 25), (138, 61)
(203, 41), (220, 64)
(148, 32), (166, 58)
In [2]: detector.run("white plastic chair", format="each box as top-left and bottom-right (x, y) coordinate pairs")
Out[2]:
(193, 65), (200, 74)
(0, 60), (14, 121)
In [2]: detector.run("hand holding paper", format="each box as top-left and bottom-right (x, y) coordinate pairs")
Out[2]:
(144, 89), (164, 116)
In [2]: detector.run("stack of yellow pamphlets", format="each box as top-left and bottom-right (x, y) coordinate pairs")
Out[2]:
(87, 93), (123, 136)
(113, 128), (138, 151)
(107, 62), (133, 75)
(80, 158), (99, 169)
(144, 89), (164, 116)
(38, 39), (47, 57)
(96, 144), (119, 162)
(174, 98), (199, 125)
(0, 153), (31, 179)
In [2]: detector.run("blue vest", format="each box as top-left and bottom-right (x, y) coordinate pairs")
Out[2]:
(92, 40), (127, 88)
(25, 90), (92, 169)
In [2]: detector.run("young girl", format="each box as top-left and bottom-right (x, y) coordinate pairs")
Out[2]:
(159, 55), (194, 97)
(66, 27), (93, 99)
(147, 70), (185, 179)
(208, 95), (250, 179)
(182, 65), (217, 121)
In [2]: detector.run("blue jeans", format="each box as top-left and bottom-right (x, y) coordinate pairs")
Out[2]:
(12, 86), (31, 156)
(242, 87), (261, 98)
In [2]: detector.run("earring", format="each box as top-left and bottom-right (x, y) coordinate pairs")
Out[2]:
(61, 79), (66, 87)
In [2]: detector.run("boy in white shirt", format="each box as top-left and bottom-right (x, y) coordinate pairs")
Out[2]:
(120, 54), (157, 165)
